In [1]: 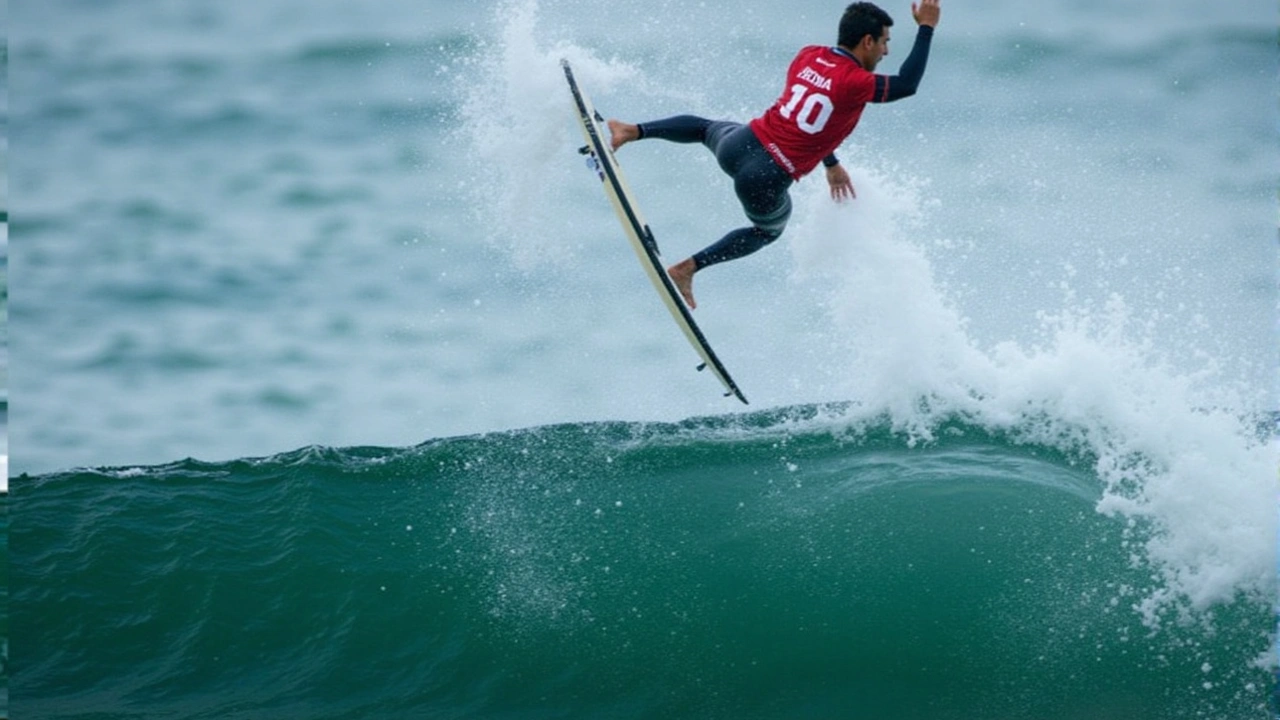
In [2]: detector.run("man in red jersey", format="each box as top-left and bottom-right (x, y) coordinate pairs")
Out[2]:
(609, 0), (941, 309)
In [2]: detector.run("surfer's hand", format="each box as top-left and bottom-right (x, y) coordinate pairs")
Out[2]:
(912, 0), (940, 27)
(826, 164), (855, 201)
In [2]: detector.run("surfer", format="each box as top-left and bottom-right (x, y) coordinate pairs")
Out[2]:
(608, 0), (941, 309)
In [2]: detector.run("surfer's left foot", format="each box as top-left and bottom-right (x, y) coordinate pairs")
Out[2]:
(608, 120), (640, 151)
(667, 258), (698, 309)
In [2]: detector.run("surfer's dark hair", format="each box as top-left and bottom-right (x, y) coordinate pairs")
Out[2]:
(838, 2), (894, 48)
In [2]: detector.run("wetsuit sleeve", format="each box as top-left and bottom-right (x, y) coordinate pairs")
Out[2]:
(822, 154), (840, 168)
(872, 25), (934, 103)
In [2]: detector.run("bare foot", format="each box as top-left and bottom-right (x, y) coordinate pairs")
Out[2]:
(607, 120), (639, 152)
(667, 258), (698, 309)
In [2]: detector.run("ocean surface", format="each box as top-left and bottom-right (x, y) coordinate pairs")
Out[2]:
(8, 0), (1279, 717)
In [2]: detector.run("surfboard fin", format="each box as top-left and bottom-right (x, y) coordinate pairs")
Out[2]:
(578, 145), (590, 155)
(696, 363), (708, 372)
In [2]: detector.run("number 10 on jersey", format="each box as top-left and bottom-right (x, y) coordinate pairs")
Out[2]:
(778, 84), (834, 135)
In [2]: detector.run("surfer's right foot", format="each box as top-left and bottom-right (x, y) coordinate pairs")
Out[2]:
(667, 258), (698, 310)
(608, 120), (640, 151)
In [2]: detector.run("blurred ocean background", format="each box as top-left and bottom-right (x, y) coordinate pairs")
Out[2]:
(8, 0), (1278, 718)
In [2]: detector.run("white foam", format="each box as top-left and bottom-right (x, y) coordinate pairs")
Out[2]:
(788, 167), (1277, 626)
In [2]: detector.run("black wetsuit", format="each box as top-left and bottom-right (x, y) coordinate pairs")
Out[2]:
(635, 24), (934, 271)
(635, 118), (791, 270)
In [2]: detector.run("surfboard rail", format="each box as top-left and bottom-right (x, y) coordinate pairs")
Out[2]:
(562, 59), (748, 405)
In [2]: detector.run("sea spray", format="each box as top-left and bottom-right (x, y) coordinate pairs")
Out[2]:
(787, 162), (1277, 639)
(453, 0), (638, 270)
(787, 163), (988, 431)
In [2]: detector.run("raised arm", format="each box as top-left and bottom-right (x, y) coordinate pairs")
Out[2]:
(875, 0), (941, 102)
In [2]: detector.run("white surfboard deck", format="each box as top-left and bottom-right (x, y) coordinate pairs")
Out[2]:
(562, 59), (748, 405)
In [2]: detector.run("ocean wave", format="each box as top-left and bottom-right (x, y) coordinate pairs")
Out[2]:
(15, 408), (1275, 718)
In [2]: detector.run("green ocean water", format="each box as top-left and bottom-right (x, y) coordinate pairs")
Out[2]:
(11, 410), (1276, 719)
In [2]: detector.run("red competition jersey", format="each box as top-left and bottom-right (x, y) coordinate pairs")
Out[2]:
(749, 45), (887, 179)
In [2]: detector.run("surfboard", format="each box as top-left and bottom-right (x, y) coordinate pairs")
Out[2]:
(561, 59), (748, 405)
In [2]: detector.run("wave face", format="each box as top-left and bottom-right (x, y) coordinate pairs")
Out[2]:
(12, 409), (1276, 719)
